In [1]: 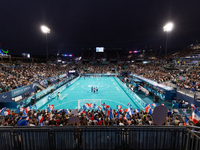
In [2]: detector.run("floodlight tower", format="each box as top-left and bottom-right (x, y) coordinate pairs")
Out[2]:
(163, 22), (173, 55)
(41, 25), (50, 60)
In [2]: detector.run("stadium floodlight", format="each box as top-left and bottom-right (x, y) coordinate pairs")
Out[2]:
(41, 25), (50, 33)
(163, 22), (173, 55)
(41, 25), (50, 60)
(163, 22), (173, 32)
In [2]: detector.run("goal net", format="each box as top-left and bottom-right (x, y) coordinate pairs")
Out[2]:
(78, 99), (101, 109)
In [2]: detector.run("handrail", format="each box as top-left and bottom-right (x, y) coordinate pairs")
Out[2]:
(0, 125), (187, 129)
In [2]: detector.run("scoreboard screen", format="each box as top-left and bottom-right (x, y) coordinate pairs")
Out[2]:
(22, 53), (30, 58)
(96, 47), (104, 52)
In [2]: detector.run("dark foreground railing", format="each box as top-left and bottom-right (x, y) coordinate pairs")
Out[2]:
(0, 126), (199, 150)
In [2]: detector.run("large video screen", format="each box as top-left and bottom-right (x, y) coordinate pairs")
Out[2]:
(22, 53), (30, 58)
(96, 47), (104, 52)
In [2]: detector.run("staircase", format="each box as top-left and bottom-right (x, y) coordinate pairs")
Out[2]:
(36, 83), (45, 91)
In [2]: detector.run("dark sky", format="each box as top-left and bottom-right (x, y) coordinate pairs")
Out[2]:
(0, 0), (200, 56)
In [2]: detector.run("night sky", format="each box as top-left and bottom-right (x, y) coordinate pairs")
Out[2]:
(0, 0), (200, 56)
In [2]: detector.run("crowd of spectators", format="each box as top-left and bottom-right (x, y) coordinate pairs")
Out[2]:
(126, 61), (200, 92)
(1, 61), (200, 94)
(0, 63), (77, 93)
(1, 46), (200, 94)
(1, 107), (192, 127)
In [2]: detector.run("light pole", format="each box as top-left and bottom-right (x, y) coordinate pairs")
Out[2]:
(163, 22), (173, 55)
(41, 25), (50, 60)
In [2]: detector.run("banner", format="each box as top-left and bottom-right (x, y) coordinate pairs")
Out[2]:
(11, 83), (36, 97)
(0, 83), (36, 102)
(39, 80), (48, 88)
(59, 73), (67, 79)
(0, 91), (12, 102)
(16, 94), (36, 109)
(50, 76), (58, 84)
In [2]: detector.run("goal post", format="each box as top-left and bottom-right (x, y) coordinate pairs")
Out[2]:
(78, 99), (101, 109)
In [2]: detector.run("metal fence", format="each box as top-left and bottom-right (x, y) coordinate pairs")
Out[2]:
(0, 126), (200, 150)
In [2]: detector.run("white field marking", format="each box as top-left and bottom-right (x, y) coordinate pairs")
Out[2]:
(70, 87), (75, 91)
(116, 87), (119, 90)
(60, 94), (68, 100)
(113, 82), (116, 85)
(76, 83), (79, 85)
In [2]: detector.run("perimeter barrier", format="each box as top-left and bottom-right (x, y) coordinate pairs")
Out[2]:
(0, 126), (199, 150)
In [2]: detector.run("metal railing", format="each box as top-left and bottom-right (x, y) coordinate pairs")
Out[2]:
(186, 126), (200, 150)
(0, 126), (199, 150)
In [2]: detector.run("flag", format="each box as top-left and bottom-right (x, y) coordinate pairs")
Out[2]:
(93, 104), (96, 108)
(117, 111), (120, 118)
(149, 109), (152, 115)
(152, 103), (157, 107)
(102, 103), (109, 110)
(84, 103), (90, 108)
(58, 109), (62, 114)
(17, 107), (25, 113)
(135, 109), (140, 113)
(190, 107), (200, 124)
(183, 114), (189, 126)
(25, 106), (31, 113)
(120, 109), (125, 114)
(127, 103), (130, 107)
(145, 104), (151, 113)
(38, 116), (43, 123)
(65, 109), (69, 114)
(126, 108), (130, 113)
(130, 108), (134, 115)
(98, 106), (102, 112)
(50, 105), (54, 110)
(80, 110), (86, 114)
(89, 103), (96, 109)
(47, 104), (54, 112)
(191, 104), (195, 111)
(83, 105), (87, 110)
(109, 108), (113, 119)
(3, 110), (11, 116)
(0, 107), (7, 115)
(107, 109), (111, 116)
(21, 107), (25, 112)
(126, 113), (129, 119)
(117, 105), (122, 109)
(38, 123), (44, 126)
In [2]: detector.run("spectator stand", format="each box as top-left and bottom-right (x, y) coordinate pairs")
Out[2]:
(16, 76), (77, 109)
(130, 74), (177, 101)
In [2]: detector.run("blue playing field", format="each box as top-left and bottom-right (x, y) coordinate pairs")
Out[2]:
(38, 77), (144, 110)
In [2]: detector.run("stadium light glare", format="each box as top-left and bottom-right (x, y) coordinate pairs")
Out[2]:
(41, 25), (50, 33)
(163, 22), (173, 32)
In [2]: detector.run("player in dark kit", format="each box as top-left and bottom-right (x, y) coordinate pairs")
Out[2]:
(94, 87), (95, 93)
(96, 87), (98, 94)
(91, 86), (93, 92)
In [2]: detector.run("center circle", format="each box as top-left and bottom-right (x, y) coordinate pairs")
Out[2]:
(82, 83), (110, 90)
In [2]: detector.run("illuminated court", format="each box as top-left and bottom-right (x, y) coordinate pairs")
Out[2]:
(38, 77), (144, 110)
